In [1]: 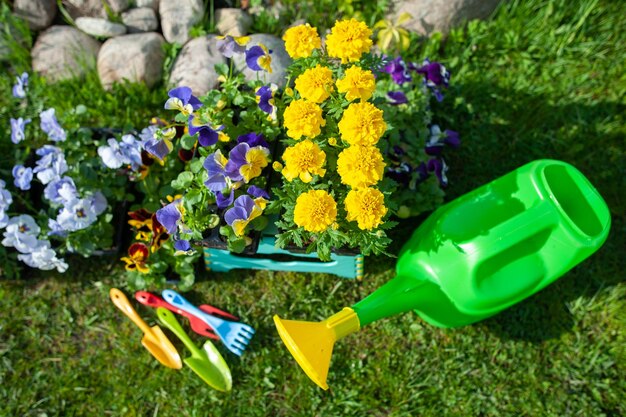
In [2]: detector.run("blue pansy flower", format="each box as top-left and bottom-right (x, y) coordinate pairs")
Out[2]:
(174, 239), (192, 252)
(427, 158), (449, 187)
(387, 91), (408, 105)
(12, 165), (33, 191)
(247, 185), (270, 200)
(245, 44), (272, 73)
(188, 114), (225, 147)
(44, 176), (78, 205)
(40, 108), (66, 142)
(1, 214), (40, 253)
(48, 218), (68, 237)
(98, 134), (143, 170)
(17, 239), (68, 272)
(383, 57), (411, 85)
(0, 180), (13, 229)
(11, 117), (31, 144)
(164, 86), (202, 116)
(33, 145), (68, 185)
(216, 189), (235, 209)
(217, 35), (250, 58)
(56, 197), (101, 232)
(12, 72), (28, 99)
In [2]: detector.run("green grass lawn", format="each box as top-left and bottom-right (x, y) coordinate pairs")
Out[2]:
(1, 0), (625, 415)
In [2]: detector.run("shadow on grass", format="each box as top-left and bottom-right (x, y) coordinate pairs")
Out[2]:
(434, 81), (625, 342)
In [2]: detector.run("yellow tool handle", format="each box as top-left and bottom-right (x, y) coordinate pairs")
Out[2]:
(110, 288), (152, 335)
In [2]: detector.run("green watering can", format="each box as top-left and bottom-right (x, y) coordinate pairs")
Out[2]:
(273, 160), (611, 390)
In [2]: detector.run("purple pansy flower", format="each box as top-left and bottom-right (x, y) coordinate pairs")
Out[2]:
(425, 125), (461, 156)
(164, 86), (202, 116)
(12, 165), (33, 191)
(255, 85), (277, 119)
(247, 185), (270, 200)
(139, 125), (159, 143)
(217, 35), (250, 58)
(387, 91), (408, 105)
(216, 189), (235, 209)
(188, 115), (225, 147)
(12, 72), (28, 99)
(33, 145), (68, 184)
(1, 214), (40, 253)
(414, 59), (450, 102)
(156, 199), (183, 235)
(427, 158), (449, 187)
(0, 180), (13, 229)
(173, 239), (193, 253)
(56, 198), (99, 232)
(17, 239), (68, 272)
(237, 132), (269, 148)
(40, 108), (66, 142)
(225, 142), (270, 183)
(383, 57), (412, 85)
(224, 195), (264, 236)
(245, 44), (272, 73)
(11, 117), (31, 144)
(203, 149), (231, 193)
(141, 127), (175, 161)
(386, 162), (413, 186)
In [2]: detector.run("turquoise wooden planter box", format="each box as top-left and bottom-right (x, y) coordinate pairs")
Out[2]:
(202, 221), (364, 280)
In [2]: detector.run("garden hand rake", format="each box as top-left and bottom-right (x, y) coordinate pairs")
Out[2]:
(162, 289), (255, 356)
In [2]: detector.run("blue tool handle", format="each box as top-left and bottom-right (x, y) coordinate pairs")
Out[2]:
(162, 290), (222, 329)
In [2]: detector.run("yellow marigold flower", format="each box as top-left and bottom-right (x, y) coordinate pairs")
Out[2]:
(344, 187), (387, 230)
(336, 66), (376, 101)
(328, 137), (338, 146)
(338, 101), (386, 145)
(326, 18), (373, 63)
(282, 140), (326, 183)
(294, 189), (337, 233)
(282, 23), (321, 59)
(295, 65), (334, 103)
(283, 99), (326, 139)
(272, 161), (283, 171)
(337, 145), (385, 188)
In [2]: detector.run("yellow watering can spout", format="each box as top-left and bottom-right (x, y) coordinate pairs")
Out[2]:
(273, 307), (360, 390)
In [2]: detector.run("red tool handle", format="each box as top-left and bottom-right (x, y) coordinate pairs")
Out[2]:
(135, 291), (219, 340)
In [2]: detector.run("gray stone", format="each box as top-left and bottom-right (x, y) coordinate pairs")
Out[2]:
(136, 0), (159, 11)
(13, 0), (57, 31)
(62, 0), (129, 18)
(159, 0), (204, 44)
(31, 26), (101, 82)
(169, 35), (227, 96)
(107, 0), (129, 13)
(232, 34), (291, 88)
(97, 32), (165, 89)
(215, 8), (252, 37)
(389, 0), (502, 37)
(122, 7), (158, 33)
(75, 17), (127, 38)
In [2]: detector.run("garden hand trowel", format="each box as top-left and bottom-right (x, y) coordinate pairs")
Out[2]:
(109, 288), (182, 369)
(274, 160), (611, 390)
(157, 307), (232, 391)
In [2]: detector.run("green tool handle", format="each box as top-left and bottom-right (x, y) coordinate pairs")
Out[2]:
(352, 275), (429, 327)
(156, 307), (203, 357)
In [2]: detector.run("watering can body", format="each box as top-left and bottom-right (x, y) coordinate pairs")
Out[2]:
(354, 159), (611, 328)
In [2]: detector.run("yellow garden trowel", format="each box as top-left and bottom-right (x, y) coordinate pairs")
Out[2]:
(110, 288), (182, 369)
